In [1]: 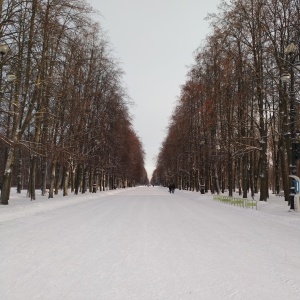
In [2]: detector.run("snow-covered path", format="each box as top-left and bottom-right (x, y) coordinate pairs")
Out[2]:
(1, 187), (300, 300)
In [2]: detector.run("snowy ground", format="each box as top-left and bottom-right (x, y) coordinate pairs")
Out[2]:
(1, 187), (300, 300)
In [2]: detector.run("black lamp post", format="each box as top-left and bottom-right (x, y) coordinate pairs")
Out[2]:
(0, 43), (16, 88)
(0, 44), (9, 90)
(281, 42), (300, 210)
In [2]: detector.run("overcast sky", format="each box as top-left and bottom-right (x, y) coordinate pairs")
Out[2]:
(86, 0), (223, 178)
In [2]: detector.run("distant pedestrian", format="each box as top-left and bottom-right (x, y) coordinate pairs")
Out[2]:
(171, 183), (175, 193)
(169, 183), (175, 193)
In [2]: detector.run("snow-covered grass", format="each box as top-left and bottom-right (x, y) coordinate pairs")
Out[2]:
(1, 187), (300, 300)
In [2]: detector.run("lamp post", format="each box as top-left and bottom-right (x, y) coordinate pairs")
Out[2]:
(281, 41), (300, 210)
(0, 44), (9, 91)
(0, 43), (16, 90)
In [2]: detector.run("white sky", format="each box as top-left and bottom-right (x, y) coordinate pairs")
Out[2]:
(1, 188), (300, 299)
(86, 0), (223, 178)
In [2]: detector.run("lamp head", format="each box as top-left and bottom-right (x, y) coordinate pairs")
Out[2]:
(281, 71), (291, 83)
(285, 42), (298, 55)
(0, 44), (9, 56)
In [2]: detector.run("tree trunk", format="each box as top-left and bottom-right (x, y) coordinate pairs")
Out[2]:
(242, 154), (248, 198)
(89, 167), (93, 192)
(28, 155), (37, 200)
(249, 151), (255, 198)
(227, 152), (233, 197)
(214, 163), (220, 194)
(63, 166), (69, 196)
(54, 164), (60, 195)
(1, 147), (15, 205)
(274, 148), (280, 195)
(70, 165), (75, 193)
(17, 149), (22, 193)
(237, 159), (242, 195)
(259, 139), (268, 201)
(75, 164), (82, 195)
(279, 138), (289, 201)
(41, 157), (47, 196)
(48, 161), (56, 199)
(82, 165), (88, 193)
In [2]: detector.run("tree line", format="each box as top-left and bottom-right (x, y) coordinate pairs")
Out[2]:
(0, 0), (148, 205)
(153, 0), (300, 202)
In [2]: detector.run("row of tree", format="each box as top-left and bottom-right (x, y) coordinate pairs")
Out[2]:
(0, 0), (148, 205)
(153, 0), (300, 202)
